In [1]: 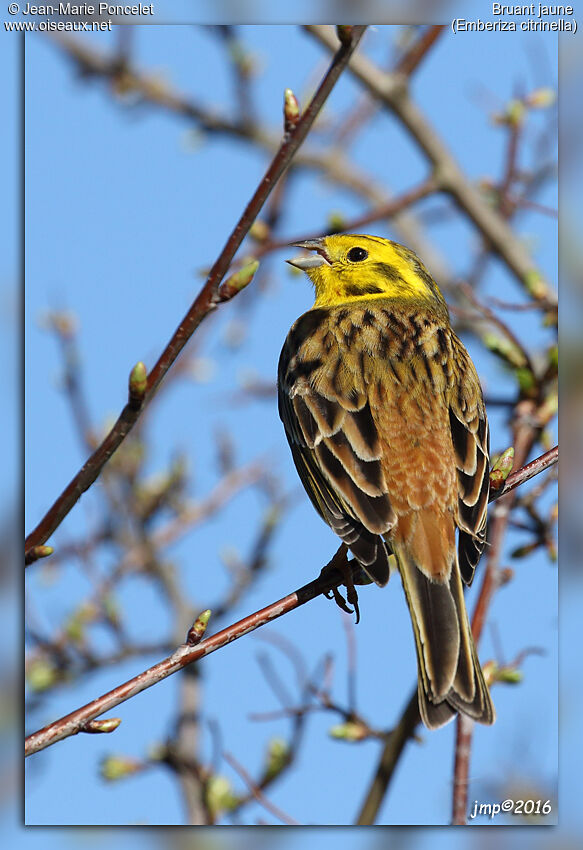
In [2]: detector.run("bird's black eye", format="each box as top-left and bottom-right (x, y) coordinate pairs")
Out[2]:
(347, 247), (368, 262)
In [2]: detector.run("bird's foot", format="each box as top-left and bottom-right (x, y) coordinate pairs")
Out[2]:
(319, 543), (361, 624)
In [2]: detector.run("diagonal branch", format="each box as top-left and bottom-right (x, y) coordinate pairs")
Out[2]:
(489, 444), (557, 501)
(25, 564), (347, 757)
(24, 26), (367, 563)
(394, 25), (446, 77)
(355, 686), (420, 825)
(25, 446), (556, 759)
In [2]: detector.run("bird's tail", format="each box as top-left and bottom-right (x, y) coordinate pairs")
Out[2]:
(393, 542), (495, 730)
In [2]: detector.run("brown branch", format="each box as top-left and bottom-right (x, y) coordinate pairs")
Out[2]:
(355, 687), (420, 825)
(498, 100), (522, 220)
(330, 25), (446, 150)
(41, 460), (265, 572)
(394, 25), (446, 78)
(223, 751), (300, 826)
(305, 25), (556, 306)
(25, 26), (367, 562)
(498, 193), (558, 219)
(124, 461), (268, 570)
(25, 562), (347, 757)
(319, 175), (438, 235)
(172, 666), (207, 824)
(45, 311), (96, 453)
(489, 445), (557, 502)
(25, 447), (556, 760)
(155, 554), (208, 825)
(252, 642), (385, 743)
(457, 281), (537, 379)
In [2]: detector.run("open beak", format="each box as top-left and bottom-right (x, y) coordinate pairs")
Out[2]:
(286, 238), (332, 271)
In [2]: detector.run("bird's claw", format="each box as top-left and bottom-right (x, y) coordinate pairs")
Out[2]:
(320, 544), (361, 624)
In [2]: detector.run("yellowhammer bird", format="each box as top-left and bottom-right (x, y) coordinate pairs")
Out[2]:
(278, 234), (495, 729)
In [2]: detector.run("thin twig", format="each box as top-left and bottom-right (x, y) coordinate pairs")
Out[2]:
(489, 444), (557, 502)
(458, 281), (536, 379)
(498, 96), (522, 219)
(25, 27), (367, 562)
(223, 751), (301, 825)
(394, 25), (446, 78)
(330, 25), (446, 150)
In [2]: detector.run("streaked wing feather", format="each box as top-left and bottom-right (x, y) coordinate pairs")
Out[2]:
(283, 404), (392, 585)
(449, 337), (490, 585)
(278, 325), (395, 586)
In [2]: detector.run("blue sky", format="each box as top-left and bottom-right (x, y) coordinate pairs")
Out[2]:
(13, 16), (568, 835)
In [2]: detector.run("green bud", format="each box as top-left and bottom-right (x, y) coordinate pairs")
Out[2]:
(263, 504), (281, 532)
(102, 594), (120, 626)
(100, 754), (143, 781)
(538, 391), (558, 425)
(328, 211), (346, 232)
(233, 259), (259, 291)
(249, 219), (270, 242)
(186, 609), (211, 645)
(523, 270), (549, 301)
(516, 367), (536, 395)
(228, 42), (255, 77)
(64, 614), (85, 645)
(511, 542), (538, 559)
(497, 667), (523, 685)
(489, 446), (514, 490)
(507, 98), (526, 126)
(84, 717), (122, 734)
(283, 88), (300, 132)
(482, 332), (527, 369)
(27, 658), (59, 692)
(128, 361), (147, 403)
(263, 737), (290, 781)
(547, 344), (558, 370)
(526, 87), (556, 109)
(329, 720), (368, 742)
(26, 545), (54, 565)
(481, 660), (497, 685)
(205, 775), (240, 816)
(217, 260), (259, 302)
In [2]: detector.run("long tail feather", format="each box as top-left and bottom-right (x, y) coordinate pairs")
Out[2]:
(394, 542), (495, 730)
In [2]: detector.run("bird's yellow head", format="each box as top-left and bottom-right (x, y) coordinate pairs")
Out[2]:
(287, 234), (449, 318)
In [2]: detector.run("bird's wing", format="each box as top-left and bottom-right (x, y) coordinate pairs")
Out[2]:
(278, 318), (395, 585)
(448, 335), (490, 585)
